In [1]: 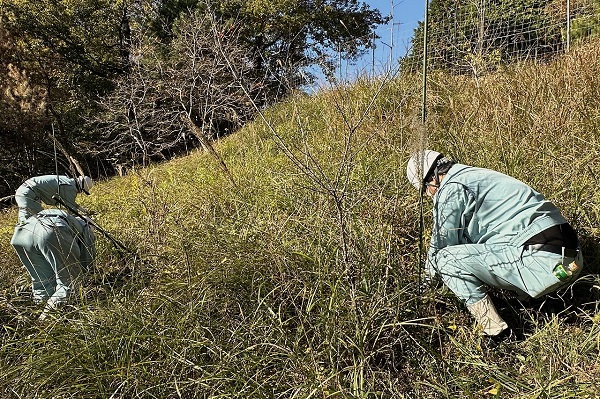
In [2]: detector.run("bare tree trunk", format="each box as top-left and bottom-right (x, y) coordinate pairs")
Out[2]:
(181, 115), (237, 188)
(47, 104), (86, 177)
(51, 134), (85, 176)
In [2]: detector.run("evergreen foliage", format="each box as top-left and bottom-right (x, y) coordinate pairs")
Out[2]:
(568, 0), (600, 42)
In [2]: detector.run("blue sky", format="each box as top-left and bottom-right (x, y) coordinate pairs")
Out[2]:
(334, 0), (426, 80)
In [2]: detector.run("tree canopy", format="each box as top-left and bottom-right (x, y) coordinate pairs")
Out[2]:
(0, 0), (385, 199)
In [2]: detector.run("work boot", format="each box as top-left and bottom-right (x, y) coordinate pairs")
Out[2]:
(467, 295), (508, 336)
(38, 301), (60, 322)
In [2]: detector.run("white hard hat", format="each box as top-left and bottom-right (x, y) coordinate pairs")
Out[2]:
(406, 150), (444, 191)
(78, 176), (93, 195)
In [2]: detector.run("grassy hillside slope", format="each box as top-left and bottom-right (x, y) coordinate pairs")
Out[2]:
(1, 41), (600, 398)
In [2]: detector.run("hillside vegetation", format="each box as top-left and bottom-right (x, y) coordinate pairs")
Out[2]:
(1, 40), (600, 398)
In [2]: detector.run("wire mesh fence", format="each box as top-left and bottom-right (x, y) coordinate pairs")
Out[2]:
(412, 0), (599, 74)
(325, 0), (600, 83)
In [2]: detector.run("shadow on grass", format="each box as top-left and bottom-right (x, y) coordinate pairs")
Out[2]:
(85, 250), (158, 304)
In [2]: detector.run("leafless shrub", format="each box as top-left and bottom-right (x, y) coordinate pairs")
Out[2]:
(89, 9), (265, 175)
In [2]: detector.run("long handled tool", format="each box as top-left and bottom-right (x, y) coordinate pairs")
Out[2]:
(51, 194), (135, 256)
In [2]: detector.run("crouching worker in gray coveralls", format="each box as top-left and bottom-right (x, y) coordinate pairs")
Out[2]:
(406, 150), (583, 339)
(15, 175), (93, 225)
(11, 209), (95, 320)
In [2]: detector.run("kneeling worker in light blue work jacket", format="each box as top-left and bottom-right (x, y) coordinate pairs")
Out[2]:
(11, 209), (96, 320)
(406, 150), (583, 338)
